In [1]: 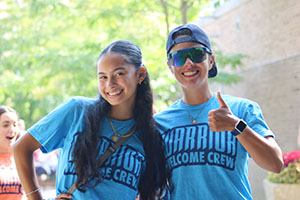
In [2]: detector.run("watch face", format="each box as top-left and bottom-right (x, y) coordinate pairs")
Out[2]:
(236, 120), (247, 131)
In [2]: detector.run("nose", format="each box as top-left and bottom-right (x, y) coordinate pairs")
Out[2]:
(107, 77), (117, 88)
(7, 124), (17, 137)
(184, 57), (194, 66)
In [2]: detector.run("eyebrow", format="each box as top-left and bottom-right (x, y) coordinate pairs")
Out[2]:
(98, 66), (126, 75)
(1, 120), (13, 124)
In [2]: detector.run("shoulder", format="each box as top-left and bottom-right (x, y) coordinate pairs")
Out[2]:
(222, 94), (260, 108)
(62, 96), (97, 110)
(42, 96), (98, 119)
(67, 96), (97, 105)
(154, 100), (182, 119)
(222, 94), (266, 123)
(154, 100), (183, 133)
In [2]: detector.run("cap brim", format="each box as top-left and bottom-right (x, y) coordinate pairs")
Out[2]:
(208, 62), (217, 78)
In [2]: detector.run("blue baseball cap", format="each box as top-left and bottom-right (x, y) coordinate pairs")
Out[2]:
(166, 24), (217, 78)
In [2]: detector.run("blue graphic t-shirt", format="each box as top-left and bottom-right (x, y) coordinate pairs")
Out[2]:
(28, 97), (145, 200)
(154, 94), (273, 200)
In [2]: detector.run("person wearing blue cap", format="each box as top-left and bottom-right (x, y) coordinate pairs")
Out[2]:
(154, 24), (284, 199)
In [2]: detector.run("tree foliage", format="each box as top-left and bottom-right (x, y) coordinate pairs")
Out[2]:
(0, 0), (244, 127)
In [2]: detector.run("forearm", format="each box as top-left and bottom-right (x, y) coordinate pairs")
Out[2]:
(13, 133), (43, 200)
(237, 127), (284, 173)
(208, 92), (284, 173)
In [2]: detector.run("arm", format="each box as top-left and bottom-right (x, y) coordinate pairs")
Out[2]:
(235, 127), (283, 173)
(13, 132), (43, 200)
(208, 92), (284, 173)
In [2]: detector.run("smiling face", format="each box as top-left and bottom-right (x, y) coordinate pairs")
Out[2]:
(0, 111), (18, 154)
(168, 41), (214, 91)
(97, 52), (142, 110)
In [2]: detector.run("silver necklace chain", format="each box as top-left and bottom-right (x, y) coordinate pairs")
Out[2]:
(181, 92), (213, 124)
(183, 105), (202, 124)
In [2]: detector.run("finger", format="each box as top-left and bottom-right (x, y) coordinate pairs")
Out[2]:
(217, 91), (229, 108)
(208, 115), (215, 123)
(208, 123), (216, 132)
(56, 193), (72, 199)
(208, 110), (215, 116)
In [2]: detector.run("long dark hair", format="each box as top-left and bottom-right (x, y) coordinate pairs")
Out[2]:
(72, 40), (168, 199)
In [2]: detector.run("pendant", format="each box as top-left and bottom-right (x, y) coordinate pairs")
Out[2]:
(192, 120), (197, 124)
(112, 135), (119, 143)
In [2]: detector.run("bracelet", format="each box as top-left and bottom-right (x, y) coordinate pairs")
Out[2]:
(26, 188), (40, 197)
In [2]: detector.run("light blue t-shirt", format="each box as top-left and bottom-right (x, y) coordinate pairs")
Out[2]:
(154, 94), (273, 200)
(28, 96), (145, 200)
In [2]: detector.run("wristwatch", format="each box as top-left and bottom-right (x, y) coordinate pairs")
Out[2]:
(231, 119), (247, 136)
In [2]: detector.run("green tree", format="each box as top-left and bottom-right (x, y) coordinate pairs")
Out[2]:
(0, 0), (244, 127)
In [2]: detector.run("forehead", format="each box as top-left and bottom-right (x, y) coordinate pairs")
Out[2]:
(97, 53), (132, 72)
(169, 41), (204, 54)
(0, 112), (18, 123)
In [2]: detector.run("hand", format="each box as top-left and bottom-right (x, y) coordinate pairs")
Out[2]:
(55, 193), (72, 200)
(208, 91), (239, 132)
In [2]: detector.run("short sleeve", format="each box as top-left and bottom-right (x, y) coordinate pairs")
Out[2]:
(242, 101), (274, 138)
(28, 97), (87, 153)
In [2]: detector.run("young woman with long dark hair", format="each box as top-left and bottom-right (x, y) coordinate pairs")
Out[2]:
(13, 40), (168, 200)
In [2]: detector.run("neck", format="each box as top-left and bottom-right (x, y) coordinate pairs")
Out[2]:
(0, 148), (12, 155)
(182, 87), (213, 105)
(109, 104), (134, 120)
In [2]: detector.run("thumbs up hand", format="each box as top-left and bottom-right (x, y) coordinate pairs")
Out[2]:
(208, 91), (239, 132)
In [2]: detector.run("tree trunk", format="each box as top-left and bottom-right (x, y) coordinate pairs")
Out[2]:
(160, 0), (170, 35)
(181, 0), (188, 24)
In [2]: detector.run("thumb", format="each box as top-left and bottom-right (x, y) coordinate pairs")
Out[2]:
(217, 91), (229, 108)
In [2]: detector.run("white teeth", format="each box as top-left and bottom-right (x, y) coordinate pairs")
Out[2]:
(183, 71), (197, 76)
(109, 90), (122, 96)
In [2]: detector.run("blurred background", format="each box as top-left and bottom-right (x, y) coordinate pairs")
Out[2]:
(1, 0), (299, 199)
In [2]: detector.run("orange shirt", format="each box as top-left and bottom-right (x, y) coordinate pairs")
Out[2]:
(0, 153), (24, 200)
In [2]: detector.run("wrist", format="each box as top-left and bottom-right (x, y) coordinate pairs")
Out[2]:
(230, 118), (240, 132)
(231, 119), (247, 136)
(25, 188), (42, 200)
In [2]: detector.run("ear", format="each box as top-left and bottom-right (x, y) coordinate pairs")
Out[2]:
(167, 60), (174, 74)
(137, 66), (146, 84)
(209, 54), (215, 70)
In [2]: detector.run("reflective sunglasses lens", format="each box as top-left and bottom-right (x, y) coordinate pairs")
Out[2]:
(172, 52), (186, 66)
(171, 47), (207, 67)
(190, 48), (207, 63)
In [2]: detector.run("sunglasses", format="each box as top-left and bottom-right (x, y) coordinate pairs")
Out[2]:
(168, 47), (211, 67)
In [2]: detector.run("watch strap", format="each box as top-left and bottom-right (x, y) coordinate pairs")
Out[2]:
(231, 119), (247, 136)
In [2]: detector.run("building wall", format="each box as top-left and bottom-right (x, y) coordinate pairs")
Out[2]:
(221, 54), (300, 199)
(196, 0), (300, 199)
(219, 53), (300, 150)
(199, 0), (300, 67)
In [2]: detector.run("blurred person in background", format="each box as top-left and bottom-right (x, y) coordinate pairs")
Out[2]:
(34, 149), (58, 181)
(0, 105), (24, 200)
(17, 119), (26, 137)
